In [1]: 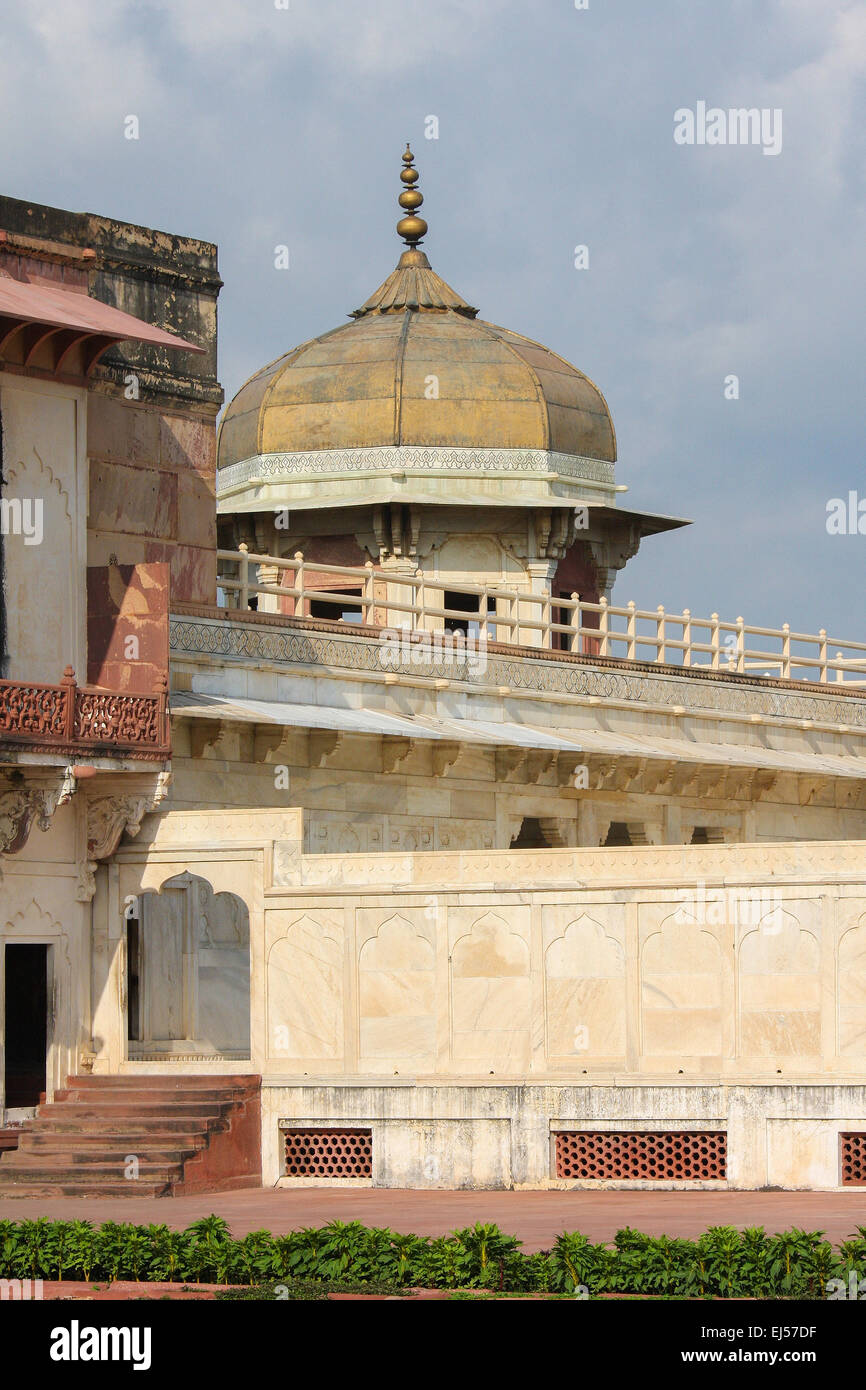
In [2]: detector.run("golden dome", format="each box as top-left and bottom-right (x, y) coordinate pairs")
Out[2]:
(217, 149), (616, 512)
(219, 297), (615, 464)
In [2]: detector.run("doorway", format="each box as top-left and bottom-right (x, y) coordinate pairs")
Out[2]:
(4, 944), (49, 1108)
(126, 875), (251, 1059)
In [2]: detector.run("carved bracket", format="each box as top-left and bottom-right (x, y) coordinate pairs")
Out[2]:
(382, 736), (414, 775)
(0, 767), (77, 856)
(86, 794), (150, 861)
(309, 729), (342, 768)
(432, 740), (462, 778)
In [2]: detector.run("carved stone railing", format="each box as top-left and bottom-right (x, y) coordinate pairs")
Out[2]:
(216, 546), (866, 686)
(0, 667), (170, 759)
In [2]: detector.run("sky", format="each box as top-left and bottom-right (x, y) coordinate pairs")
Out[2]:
(1, 0), (864, 636)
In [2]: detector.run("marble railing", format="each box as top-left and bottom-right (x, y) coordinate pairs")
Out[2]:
(216, 546), (866, 686)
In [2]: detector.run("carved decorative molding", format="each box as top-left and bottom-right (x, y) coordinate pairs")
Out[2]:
(217, 445), (616, 492)
(168, 615), (866, 729)
(288, 838), (866, 892)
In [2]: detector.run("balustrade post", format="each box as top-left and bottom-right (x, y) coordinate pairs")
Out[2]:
(415, 568), (425, 633)
(570, 592), (581, 654)
(238, 543), (249, 611)
(61, 665), (76, 741)
(363, 561), (375, 626)
(479, 584), (490, 645)
(736, 616), (745, 673)
(782, 623), (791, 679)
(710, 613), (720, 670)
(656, 605), (666, 664)
(156, 672), (169, 751)
(599, 597), (610, 657)
(682, 609), (692, 667)
(836, 651), (844, 684)
(818, 629), (828, 683)
(627, 600), (636, 660)
(294, 551), (305, 619)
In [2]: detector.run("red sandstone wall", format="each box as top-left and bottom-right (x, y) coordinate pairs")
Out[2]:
(88, 395), (217, 605)
(86, 562), (169, 692)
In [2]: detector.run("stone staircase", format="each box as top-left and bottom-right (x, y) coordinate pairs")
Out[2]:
(0, 1075), (261, 1197)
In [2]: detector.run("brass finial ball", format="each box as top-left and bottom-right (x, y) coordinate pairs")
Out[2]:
(397, 144), (427, 245)
(397, 214), (428, 244)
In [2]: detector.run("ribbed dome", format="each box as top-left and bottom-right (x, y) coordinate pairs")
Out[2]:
(218, 267), (615, 469)
(217, 149), (617, 513)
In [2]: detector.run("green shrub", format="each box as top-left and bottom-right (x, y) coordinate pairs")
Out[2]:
(0, 1215), (857, 1296)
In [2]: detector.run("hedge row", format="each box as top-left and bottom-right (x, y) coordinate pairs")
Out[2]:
(1, 1216), (863, 1297)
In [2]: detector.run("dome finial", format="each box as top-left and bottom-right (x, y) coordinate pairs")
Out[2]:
(396, 143), (428, 247)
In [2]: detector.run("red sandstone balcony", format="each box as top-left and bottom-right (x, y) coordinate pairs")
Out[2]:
(0, 667), (170, 760)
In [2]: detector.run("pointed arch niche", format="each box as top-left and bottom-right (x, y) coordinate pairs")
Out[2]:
(127, 873), (250, 1060)
(359, 914), (435, 1067)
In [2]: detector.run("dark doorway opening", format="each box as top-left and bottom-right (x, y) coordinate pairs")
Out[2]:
(4, 944), (48, 1108)
(443, 591), (496, 639)
(309, 589), (363, 623)
(126, 916), (141, 1042)
(604, 822), (633, 847)
(511, 817), (551, 849)
(443, 589), (479, 637)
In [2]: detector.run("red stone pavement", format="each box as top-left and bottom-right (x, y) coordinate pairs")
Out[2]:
(2, 1189), (866, 1250)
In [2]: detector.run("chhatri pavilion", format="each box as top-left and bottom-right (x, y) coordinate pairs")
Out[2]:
(2, 151), (866, 1194)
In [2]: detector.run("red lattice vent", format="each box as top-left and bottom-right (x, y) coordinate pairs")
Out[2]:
(840, 1134), (866, 1186)
(554, 1131), (727, 1181)
(284, 1128), (372, 1178)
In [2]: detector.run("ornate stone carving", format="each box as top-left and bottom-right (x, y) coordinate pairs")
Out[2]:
(0, 668), (169, 757)
(76, 861), (97, 903)
(0, 768), (76, 856)
(217, 445), (616, 492)
(86, 795), (151, 861)
(0, 790), (40, 855)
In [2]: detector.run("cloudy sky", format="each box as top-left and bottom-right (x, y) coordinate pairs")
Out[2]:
(1, 0), (864, 636)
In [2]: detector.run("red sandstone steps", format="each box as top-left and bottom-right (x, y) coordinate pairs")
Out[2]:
(0, 1074), (261, 1197)
(0, 1129), (20, 1154)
